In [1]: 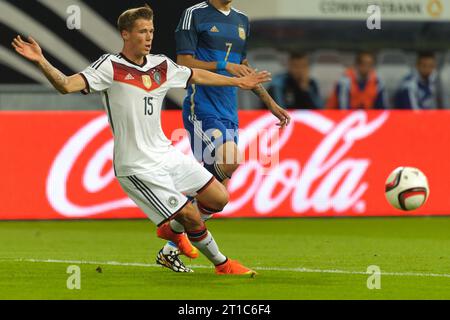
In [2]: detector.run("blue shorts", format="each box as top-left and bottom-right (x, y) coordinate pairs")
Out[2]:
(183, 113), (239, 164)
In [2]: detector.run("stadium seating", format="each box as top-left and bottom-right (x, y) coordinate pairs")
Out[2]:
(309, 50), (346, 102)
(377, 49), (412, 107)
(439, 51), (450, 109)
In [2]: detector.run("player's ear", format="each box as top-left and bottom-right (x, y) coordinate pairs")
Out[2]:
(121, 30), (130, 41)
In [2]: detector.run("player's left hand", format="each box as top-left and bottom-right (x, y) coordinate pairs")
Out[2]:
(12, 35), (44, 63)
(226, 62), (254, 77)
(268, 103), (291, 129)
(238, 70), (272, 90)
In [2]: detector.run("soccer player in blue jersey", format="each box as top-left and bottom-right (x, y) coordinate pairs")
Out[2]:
(156, 0), (291, 272)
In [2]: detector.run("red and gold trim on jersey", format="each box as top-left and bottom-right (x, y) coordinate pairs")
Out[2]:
(112, 60), (168, 92)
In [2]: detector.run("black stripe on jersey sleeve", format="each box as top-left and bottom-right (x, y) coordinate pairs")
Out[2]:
(93, 54), (111, 70)
(90, 55), (105, 69)
(165, 56), (180, 69)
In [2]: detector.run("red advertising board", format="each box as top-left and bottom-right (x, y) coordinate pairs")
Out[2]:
(1, 110), (449, 220)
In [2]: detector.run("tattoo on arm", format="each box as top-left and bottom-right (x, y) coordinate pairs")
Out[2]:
(252, 84), (275, 108)
(242, 59), (276, 108)
(39, 59), (69, 92)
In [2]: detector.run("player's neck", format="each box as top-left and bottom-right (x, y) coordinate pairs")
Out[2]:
(209, 0), (232, 12)
(120, 49), (146, 66)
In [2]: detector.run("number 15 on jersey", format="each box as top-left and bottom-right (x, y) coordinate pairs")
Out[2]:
(144, 97), (153, 115)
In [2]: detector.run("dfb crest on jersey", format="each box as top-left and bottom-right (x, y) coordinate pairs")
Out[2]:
(168, 196), (179, 208)
(238, 26), (246, 40)
(142, 75), (152, 89)
(153, 71), (161, 85)
(212, 129), (223, 139)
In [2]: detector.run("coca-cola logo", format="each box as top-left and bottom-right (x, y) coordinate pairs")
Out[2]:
(46, 116), (134, 217)
(224, 111), (388, 215)
(46, 111), (389, 218)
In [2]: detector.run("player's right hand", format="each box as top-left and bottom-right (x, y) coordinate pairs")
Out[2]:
(11, 35), (44, 63)
(237, 70), (271, 90)
(226, 62), (254, 77)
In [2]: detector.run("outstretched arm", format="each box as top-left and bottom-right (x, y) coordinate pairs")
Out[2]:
(11, 35), (85, 94)
(189, 68), (271, 90)
(178, 54), (254, 77)
(242, 59), (291, 128)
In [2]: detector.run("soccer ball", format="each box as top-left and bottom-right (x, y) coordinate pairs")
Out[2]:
(385, 167), (429, 211)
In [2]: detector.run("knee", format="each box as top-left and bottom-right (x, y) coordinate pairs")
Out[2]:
(198, 185), (229, 214)
(214, 181), (229, 210)
(217, 142), (242, 174)
(222, 162), (240, 176)
(214, 190), (229, 210)
(176, 204), (204, 231)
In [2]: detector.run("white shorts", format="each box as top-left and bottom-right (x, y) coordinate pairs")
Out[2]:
(117, 148), (214, 226)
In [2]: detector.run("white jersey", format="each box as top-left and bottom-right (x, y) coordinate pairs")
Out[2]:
(80, 53), (192, 176)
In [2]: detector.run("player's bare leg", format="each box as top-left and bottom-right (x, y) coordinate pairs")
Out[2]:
(203, 140), (242, 188)
(198, 141), (241, 219)
(216, 141), (242, 185)
(159, 142), (243, 272)
(157, 204), (200, 259)
(192, 179), (256, 275)
(157, 180), (255, 275)
(157, 179), (225, 272)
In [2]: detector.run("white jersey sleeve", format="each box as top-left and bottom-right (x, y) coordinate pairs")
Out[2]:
(79, 54), (113, 93)
(165, 56), (193, 89)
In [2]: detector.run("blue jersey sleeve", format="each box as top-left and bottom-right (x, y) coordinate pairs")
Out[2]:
(175, 9), (199, 56)
(241, 19), (250, 62)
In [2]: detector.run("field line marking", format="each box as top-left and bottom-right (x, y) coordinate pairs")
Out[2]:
(2, 258), (450, 279)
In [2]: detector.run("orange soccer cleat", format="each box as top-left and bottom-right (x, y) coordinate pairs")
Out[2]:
(215, 259), (257, 276)
(157, 222), (199, 259)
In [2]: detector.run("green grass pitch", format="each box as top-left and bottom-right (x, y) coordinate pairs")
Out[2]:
(0, 217), (449, 299)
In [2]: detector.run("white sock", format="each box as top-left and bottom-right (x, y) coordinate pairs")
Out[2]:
(164, 200), (215, 253)
(189, 230), (227, 265)
(167, 200), (213, 236)
(162, 241), (178, 255)
(162, 220), (184, 254)
(164, 213), (213, 254)
(200, 213), (213, 222)
(194, 200), (214, 223)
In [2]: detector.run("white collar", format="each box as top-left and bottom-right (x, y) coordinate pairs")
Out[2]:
(218, 9), (231, 16)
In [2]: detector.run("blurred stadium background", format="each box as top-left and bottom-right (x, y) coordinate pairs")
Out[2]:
(1, 0), (450, 300)
(3, 0), (450, 110)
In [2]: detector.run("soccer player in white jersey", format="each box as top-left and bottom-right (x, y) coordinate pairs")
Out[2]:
(11, 4), (270, 275)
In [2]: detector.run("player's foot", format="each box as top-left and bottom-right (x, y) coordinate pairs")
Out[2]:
(156, 222), (199, 259)
(156, 248), (193, 273)
(215, 259), (257, 276)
